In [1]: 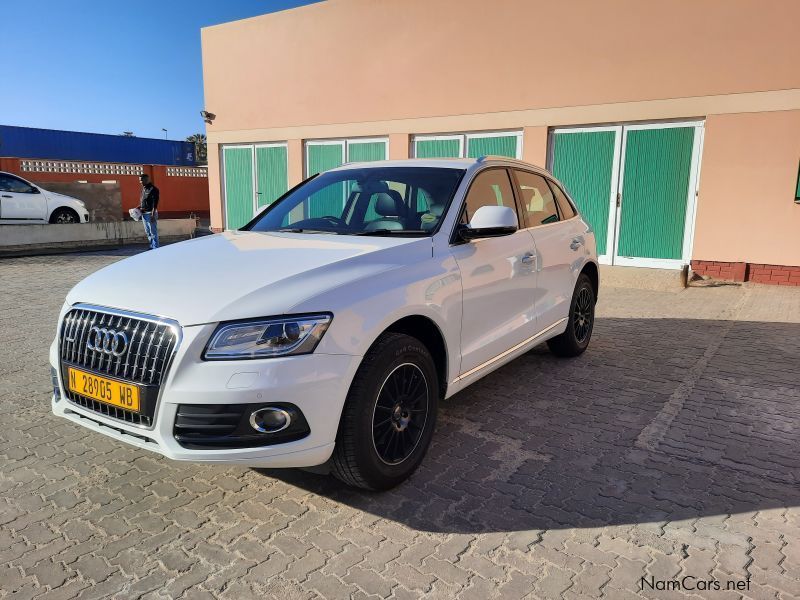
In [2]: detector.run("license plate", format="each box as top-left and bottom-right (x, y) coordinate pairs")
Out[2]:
(67, 367), (140, 412)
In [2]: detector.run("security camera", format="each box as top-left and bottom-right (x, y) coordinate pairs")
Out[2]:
(200, 110), (216, 124)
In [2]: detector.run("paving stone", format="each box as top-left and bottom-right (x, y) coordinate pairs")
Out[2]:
(2, 249), (800, 599)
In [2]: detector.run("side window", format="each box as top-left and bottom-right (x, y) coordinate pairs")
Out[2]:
(549, 180), (576, 219)
(463, 169), (516, 222)
(514, 170), (559, 226)
(0, 174), (35, 193)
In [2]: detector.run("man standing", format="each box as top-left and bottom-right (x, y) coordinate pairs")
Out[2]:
(138, 174), (160, 250)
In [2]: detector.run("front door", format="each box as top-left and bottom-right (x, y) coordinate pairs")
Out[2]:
(550, 121), (703, 269)
(450, 168), (538, 376)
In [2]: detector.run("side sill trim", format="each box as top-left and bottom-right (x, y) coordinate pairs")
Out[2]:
(451, 317), (568, 384)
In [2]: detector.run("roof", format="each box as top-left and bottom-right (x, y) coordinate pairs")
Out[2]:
(333, 156), (545, 171)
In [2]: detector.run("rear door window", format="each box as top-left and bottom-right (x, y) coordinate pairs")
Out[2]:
(514, 170), (559, 226)
(548, 180), (577, 219)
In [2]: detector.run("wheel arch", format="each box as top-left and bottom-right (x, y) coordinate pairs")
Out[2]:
(49, 205), (80, 224)
(380, 314), (449, 398)
(580, 260), (599, 301)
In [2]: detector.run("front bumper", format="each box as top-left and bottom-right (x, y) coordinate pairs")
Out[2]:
(50, 323), (362, 468)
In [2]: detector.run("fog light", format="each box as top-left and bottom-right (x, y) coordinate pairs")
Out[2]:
(249, 407), (291, 433)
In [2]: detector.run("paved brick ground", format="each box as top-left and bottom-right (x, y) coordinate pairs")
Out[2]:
(1, 249), (800, 599)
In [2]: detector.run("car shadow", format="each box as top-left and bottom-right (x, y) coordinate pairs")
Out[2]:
(255, 317), (800, 534)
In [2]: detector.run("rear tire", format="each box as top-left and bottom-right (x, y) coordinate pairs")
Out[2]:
(546, 273), (595, 358)
(50, 208), (79, 224)
(331, 332), (438, 490)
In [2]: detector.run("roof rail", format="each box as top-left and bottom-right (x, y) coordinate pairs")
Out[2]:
(476, 155), (539, 168)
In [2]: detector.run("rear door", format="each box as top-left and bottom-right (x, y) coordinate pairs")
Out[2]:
(513, 169), (577, 330)
(0, 174), (47, 221)
(450, 168), (539, 375)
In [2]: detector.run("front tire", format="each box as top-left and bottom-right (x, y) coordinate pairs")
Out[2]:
(546, 273), (595, 357)
(50, 208), (79, 224)
(331, 333), (438, 490)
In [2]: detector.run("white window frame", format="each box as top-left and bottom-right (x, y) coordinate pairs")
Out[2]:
(613, 120), (704, 270)
(412, 131), (522, 159)
(221, 141), (288, 230)
(464, 130), (523, 160)
(253, 141), (289, 211)
(345, 137), (389, 164)
(547, 125), (622, 265)
(305, 137), (389, 177)
(547, 120), (704, 270)
(411, 134), (464, 159)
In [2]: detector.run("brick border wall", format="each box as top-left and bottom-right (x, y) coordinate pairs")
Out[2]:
(691, 260), (800, 286)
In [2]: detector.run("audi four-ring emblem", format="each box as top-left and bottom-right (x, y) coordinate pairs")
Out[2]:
(86, 326), (129, 356)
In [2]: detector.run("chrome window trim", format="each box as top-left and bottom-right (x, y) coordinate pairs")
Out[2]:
(58, 303), (183, 431)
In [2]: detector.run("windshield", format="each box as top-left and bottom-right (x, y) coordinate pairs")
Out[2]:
(246, 166), (465, 236)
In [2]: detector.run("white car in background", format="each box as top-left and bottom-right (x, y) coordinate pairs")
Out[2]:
(0, 171), (89, 224)
(51, 157), (598, 490)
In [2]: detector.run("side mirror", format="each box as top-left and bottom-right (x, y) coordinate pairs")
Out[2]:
(458, 205), (518, 241)
(30, 187), (41, 194)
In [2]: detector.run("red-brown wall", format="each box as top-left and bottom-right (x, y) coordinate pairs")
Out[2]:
(0, 157), (209, 219)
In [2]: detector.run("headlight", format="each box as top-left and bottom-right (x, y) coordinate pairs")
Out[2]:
(76, 200), (86, 207)
(203, 313), (332, 360)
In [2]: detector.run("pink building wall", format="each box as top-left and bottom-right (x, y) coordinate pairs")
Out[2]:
(201, 0), (800, 268)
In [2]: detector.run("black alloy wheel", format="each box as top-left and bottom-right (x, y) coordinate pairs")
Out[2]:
(546, 273), (596, 357)
(371, 363), (429, 465)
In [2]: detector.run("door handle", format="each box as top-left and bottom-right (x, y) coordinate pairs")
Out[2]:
(1, 195), (11, 198)
(570, 238), (583, 251)
(521, 252), (536, 265)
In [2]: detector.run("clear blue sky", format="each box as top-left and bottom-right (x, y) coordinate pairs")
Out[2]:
(0, 1), (320, 141)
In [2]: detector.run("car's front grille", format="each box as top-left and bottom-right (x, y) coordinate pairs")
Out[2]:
(58, 306), (180, 428)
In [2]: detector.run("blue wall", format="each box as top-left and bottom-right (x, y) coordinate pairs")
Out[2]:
(0, 125), (196, 166)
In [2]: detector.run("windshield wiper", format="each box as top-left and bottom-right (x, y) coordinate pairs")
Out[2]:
(273, 228), (334, 234)
(354, 229), (429, 236)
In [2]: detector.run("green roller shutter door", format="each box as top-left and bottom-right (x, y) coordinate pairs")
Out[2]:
(348, 141), (386, 162)
(617, 127), (695, 260)
(551, 131), (616, 256)
(255, 145), (288, 208)
(306, 144), (344, 219)
(223, 146), (254, 229)
(415, 139), (460, 158)
(466, 135), (518, 159)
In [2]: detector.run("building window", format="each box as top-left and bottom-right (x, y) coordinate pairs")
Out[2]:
(221, 142), (289, 229)
(167, 167), (208, 177)
(412, 131), (522, 160)
(20, 160), (144, 176)
(304, 137), (389, 177)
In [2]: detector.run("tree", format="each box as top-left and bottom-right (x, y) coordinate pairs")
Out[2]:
(187, 133), (207, 165)
(121, 132), (135, 137)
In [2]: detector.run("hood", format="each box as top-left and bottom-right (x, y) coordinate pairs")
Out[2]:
(66, 231), (430, 325)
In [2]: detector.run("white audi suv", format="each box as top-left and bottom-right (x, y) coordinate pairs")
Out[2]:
(50, 157), (598, 490)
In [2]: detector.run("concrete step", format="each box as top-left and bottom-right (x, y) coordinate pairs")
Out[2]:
(599, 264), (686, 291)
